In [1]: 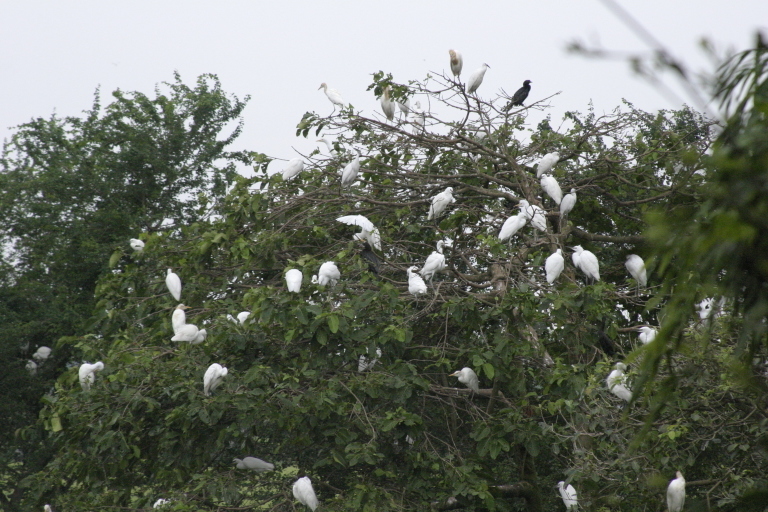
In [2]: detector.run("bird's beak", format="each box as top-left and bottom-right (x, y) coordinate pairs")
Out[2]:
(449, 371), (460, 377)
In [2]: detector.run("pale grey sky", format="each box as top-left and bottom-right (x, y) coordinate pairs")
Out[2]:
(1, 1), (765, 173)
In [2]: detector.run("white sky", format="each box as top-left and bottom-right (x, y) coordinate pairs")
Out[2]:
(1, 1), (765, 174)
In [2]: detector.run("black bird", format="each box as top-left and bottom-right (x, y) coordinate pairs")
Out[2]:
(505, 80), (532, 110)
(595, 328), (617, 356)
(360, 241), (380, 274)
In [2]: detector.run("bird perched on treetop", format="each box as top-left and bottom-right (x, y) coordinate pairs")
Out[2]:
(282, 158), (304, 181)
(318, 262), (340, 287)
(606, 362), (632, 402)
(571, 246), (600, 283)
(466, 63), (490, 94)
(165, 269), (182, 301)
(428, 187), (455, 220)
(557, 481), (578, 511)
(560, 189), (577, 219)
(360, 241), (380, 274)
(625, 254), (647, 287)
(536, 152), (560, 178)
(545, 249), (565, 284)
(448, 49), (463, 78)
(129, 238), (144, 252)
(79, 361), (104, 391)
(407, 266), (427, 295)
(340, 151), (361, 187)
(285, 269), (303, 293)
(203, 363), (228, 396)
(506, 80), (532, 109)
(318, 82), (344, 110)
(420, 241), (447, 282)
(540, 175), (563, 205)
(293, 476), (319, 511)
(637, 326), (657, 345)
(450, 367), (480, 392)
(233, 457), (274, 472)
(336, 215), (381, 250)
(667, 471), (686, 512)
(381, 86), (396, 122)
(498, 213), (527, 241)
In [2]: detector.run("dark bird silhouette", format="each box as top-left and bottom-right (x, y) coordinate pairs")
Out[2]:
(505, 80), (532, 110)
(595, 328), (617, 356)
(360, 241), (380, 274)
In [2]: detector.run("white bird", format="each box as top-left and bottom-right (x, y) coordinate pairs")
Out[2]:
(129, 238), (144, 252)
(667, 471), (686, 512)
(420, 241), (446, 282)
(519, 200), (547, 233)
(282, 158), (304, 181)
(381, 86), (396, 121)
(44, 505), (54, 512)
(358, 347), (382, 372)
(79, 361), (104, 391)
(638, 326), (657, 345)
(236, 311), (250, 325)
(26, 360), (37, 375)
(153, 499), (171, 508)
(571, 246), (600, 282)
(540, 175), (563, 205)
(557, 481), (578, 511)
(466, 63), (490, 94)
(293, 476), (319, 511)
(560, 189), (577, 219)
(234, 457), (274, 472)
(165, 269), (182, 301)
(33, 346), (52, 362)
(606, 362), (632, 402)
(318, 82), (344, 109)
(397, 97), (411, 116)
(285, 269), (303, 293)
(336, 215), (381, 250)
(449, 367), (479, 392)
(498, 214), (527, 241)
(536, 152), (560, 178)
(317, 137), (337, 156)
(203, 363), (228, 396)
(171, 323), (201, 343)
(318, 262), (340, 287)
(407, 266), (427, 295)
(191, 329), (207, 345)
(172, 304), (189, 334)
(449, 49), (463, 78)
(545, 249), (565, 284)
(428, 187), (455, 220)
(625, 254), (647, 287)
(341, 151), (360, 187)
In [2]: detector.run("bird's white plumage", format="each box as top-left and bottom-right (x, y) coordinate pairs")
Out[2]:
(317, 137), (337, 156)
(293, 476), (319, 511)
(545, 249), (565, 284)
(407, 266), (427, 295)
(667, 471), (686, 512)
(571, 246), (600, 282)
(450, 367), (479, 392)
(26, 360), (37, 375)
(536, 152), (560, 178)
(341, 151), (360, 187)
(282, 158), (304, 181)
(236, 311), (250, 325)
(560, 189), (577, 218)
(466, 63), (490, 94)
(191, 329), (207, 345)
(285, 269), (303, 293)
(33, 346), (52, 361)
(428, 187), (455, 220)
(557, 481), (578, 511)
(381, 86), (395, 121)
(203, 363), (228, 396)
(165, 269), (182, 301)
(519, 200), (547, 233)
(153, 499), (170, 509)
(172, 304), (188, 334)
(358, 347), (382, 372)
(420, 241), (446, 282)
(79, 361), (104, 391)
(171, 323), (200, 343)
(541, 175), (563, 205)
(397, 97), (411, 116)
(44, 505), (54, 512)
(130, 238), (144, 252)
(234, 457), (274, 471)
(625, 254), (647, 287)
(449, 49), (463, 77)
(318, 82), (344, 107)
(638, 326), (657, 345)
(498, 214), (527, 241)
(336, 215), (381, 250)
(318, 262), (340, 287)
(606, 362), (632, 402)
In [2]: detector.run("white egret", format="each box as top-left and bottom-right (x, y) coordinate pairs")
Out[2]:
(545, 249), (565, 284)
(625, 254), (647, 287)
(153, 499), (170, 508)
(519, 200), (547, 233)
(336, 215), (381, 250)
(536, 152), (560, 178)
(450, 367), (479, 392)
(26, 360), (37, 375)
(420, 241), (446, 282)
(203, 363), (228, 396)
(317, 137), (337, 156)
(130, 238), (144, 252)
(285, 269), (303, 293)
(341, 151), (360, 187)
(358, 347), (382, 372)
(79, 361), (104, 391)
(667, 471), (686, 512)
(557, 481), (578, 511)
(540, 175), (563, 205)
(407, 266), (427, 295)
(172, 304), (189, 334)
(191, 329), (207, 345)
(381, 86), (395, 121)
(44, 506), (54, 512)
(606, 362), (632, 402)
(571, 246), (600, 282)
(560, 189), (577, 219)
(293, 476), (319, 511)
(498, 213), (527, 241)
(282, 158), (304, 181)
(638, 326), (657, 345)
(33, 346), (52, 362)
(165, 269), (182, 301)
(428, 187), (455, 220)
(318, 82), (344, 109)
(171, 322), (201, 343)
(236, 311), (251, 325)
(397, 97), (411, 116)
(449, 49), (463, 78)
(411, 111), (425, 134)
(318, 262), (340, 287)
(466, 63), (490, 94)
(234, 457), (274, 472)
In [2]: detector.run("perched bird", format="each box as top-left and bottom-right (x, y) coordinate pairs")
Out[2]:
(171, 322), (201, 343)
(172, 304), (190, 334)
(79, 362), (104, 391)
(428, 187), (455, 220)
(560, 189), (577, 219)
(336, 214), (381, 250)
(667, 471), (686, 512)
(407, 266), (427, 295)
(449, 49), (463, 78)
(519, 200), (547, 233)
(129, 238), (144, 252)
(450, 367), (480, 392)
(466, 63), (491, 94)
(498, 213), (528, 241)
(44, 506), (54, 512)
(341, 151), (361, 187)
(508, 80), (532, 107)
(153, 499), (170, 509)
(203, 363), (228, 396)
(26, 360), (37, 375)
(293, 476), (319, 511)
(625, 254), (647, 287)
(557, 481), (578, 511)
(540, 175), (563, 205)
(536, 152), (560, 178)
(420, 241), (447, 282)
(637, 326), (657, 345)
(596, 328), (617, 356)
(285, 269), (303, 293)
(236, 311), (250, 325)
(360, 241), (380, 274)
(381, 86), (396, 121)
(191, 329), (207, 345)
(606, 362), (632, 402)
(358, 347), (382, 372)
(165, 269), (182, 301)
(318, 82), (344, 110)
(282, 158), (304, 181)
(545, 249), (565, 284)
(397, 97), (411, 116)
(33, 346), (52, 362)
(318, 262), (340, 287)
(234, 457), (274, 472)
(571, 246), (600, 282)
(317, 137), (337, 156)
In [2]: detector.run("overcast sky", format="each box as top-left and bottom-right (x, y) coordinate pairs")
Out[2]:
(1, 1), (765, 174)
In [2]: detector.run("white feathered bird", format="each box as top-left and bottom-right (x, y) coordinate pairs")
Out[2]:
(341, 151), (361, 187)
(571, 246), (600, 282)
(407, 266), (427, 295)
(625, 254), (647, 287)
(33, 346), (52, 362)
(236, 311), (250, 325)
(234, 457), (274, 472)
(536, 152), (560, 178)
(358, 347), (382, 372)
(545, 249), (565, 284)
(293, 476), (319, 511)
(637, 326), (657, 345)
(381, 86), (396, 121)
(667, 471), (686, 512)
(203, 363), (228, 396)
(519, 200), (547, 232)
(165, 269), (181, 301)
(318, 83), (344, 109)
(449, 49), (463, 78)
(336, 215), (381, 250)
(557, 481), (578, 511)
(282, 158), (304, 181)
(130, 238), (144, 252)
(318, 262), (340, 287)
(498, 214), (527, 241)
(540, 175), (563, 205)
(420, 241), (446, 282)
(466, 63), (490, 94)
(450, 367), (480, 392)
(285, 269), (303, 293)
(560, 189), (577, 219)
(606, 362), (632, 402)
(428, 187), (455, 220)
(172, 304), (189, 334)
(79, 362), (104, 391)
